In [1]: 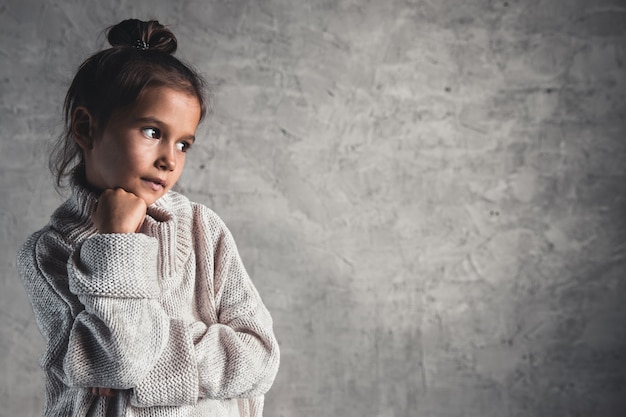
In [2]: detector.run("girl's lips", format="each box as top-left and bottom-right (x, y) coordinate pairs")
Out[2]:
(142, 178), (166, 191)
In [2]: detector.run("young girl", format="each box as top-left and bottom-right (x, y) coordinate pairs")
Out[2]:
(17, 19), (279, 417)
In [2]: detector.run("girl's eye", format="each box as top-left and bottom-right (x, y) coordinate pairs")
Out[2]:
(176, 141), (191, 152)
(142, 127), (161, 139)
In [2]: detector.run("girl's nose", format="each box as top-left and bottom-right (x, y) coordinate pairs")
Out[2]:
(156, 145), (176, 171)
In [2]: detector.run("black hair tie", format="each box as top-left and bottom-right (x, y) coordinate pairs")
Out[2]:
(134, 40), (149, 50)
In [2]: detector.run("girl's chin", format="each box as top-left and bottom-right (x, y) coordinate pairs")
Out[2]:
(135, 193), (159, 206)
(136, 190), (168, 206)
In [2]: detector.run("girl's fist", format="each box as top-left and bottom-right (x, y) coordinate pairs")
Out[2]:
(92, 188), (147, 234)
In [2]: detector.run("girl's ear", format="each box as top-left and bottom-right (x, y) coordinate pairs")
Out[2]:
(71, 107), (96, 150)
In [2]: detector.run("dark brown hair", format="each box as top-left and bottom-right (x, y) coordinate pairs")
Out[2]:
(50, 19), (208, 188)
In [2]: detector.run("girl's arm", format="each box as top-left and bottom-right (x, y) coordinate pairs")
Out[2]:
(130, 206), (280, 407)
(18, 227), (171, 392)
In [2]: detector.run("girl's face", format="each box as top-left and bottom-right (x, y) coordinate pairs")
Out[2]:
(79, 87), (201, 206)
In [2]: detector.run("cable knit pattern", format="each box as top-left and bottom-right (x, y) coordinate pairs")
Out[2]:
(17, 182), (280, 417)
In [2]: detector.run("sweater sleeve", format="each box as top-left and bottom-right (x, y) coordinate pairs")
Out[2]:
(130, 207), (280, 407)
(64, 233), (174, 389)
(17, 228), (175, 392)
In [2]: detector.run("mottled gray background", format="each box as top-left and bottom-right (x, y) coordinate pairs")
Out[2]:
(2, 0), (626, 416)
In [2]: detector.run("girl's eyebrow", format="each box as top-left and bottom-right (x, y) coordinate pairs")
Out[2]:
(134, 116), (196, 143)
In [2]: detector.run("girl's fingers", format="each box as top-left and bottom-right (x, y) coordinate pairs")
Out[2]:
(91, 387), (117, 397)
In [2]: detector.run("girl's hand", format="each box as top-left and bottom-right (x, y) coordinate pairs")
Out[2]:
(92, 188), (147, 234)
(91, 387), (117, 397)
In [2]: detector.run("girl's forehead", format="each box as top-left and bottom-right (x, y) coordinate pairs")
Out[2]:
(110, 87), (201, 129)
(117, 87), (200, 116)
(136, 86), (200, 107)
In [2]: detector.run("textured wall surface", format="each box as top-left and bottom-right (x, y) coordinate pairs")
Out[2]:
(2, 0), (626, 416)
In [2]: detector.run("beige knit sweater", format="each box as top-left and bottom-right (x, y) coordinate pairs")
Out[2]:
(17, 182), (280, 417)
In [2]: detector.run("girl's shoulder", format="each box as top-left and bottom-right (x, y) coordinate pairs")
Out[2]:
(17, 222), (72, 281)
(19, 194), (85, 256)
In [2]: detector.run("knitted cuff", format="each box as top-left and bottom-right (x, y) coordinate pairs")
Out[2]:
(68, 233), (159, 298)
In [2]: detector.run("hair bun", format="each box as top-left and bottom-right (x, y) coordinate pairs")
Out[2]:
(107, 19), (177, 55)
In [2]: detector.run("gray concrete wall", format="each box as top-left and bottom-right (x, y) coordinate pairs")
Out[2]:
(2, 0), (626, 416)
